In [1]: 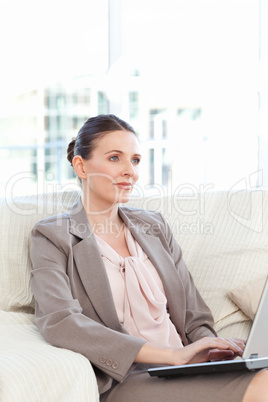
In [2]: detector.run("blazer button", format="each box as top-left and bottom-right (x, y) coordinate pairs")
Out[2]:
(100, 357), (106, 364)
(112, 362), (119, 370)
(106, 359), (113, 366)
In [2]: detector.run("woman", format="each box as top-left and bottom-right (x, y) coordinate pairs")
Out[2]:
(31, 114), (268, 401)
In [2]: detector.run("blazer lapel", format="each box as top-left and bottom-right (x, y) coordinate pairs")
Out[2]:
(68, 199), (126, 332)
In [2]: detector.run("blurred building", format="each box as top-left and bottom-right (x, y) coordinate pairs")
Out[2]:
(0, 72), (206, 197)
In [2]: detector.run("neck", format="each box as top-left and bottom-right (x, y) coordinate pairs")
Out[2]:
(81, 192), (123, 236)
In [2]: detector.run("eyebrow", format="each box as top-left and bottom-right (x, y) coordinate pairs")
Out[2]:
(104, 150), (142, 157)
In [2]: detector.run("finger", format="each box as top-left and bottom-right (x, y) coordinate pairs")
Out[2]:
(217, 338), (244, 353)
(193, 338), (236, 356)
(208, 349), (235, 362)
(189, 337), (243, 363)
(231, 338), (246, 350)
(231, 337), (247, 343)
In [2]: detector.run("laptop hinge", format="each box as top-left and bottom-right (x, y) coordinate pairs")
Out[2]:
(249, 353), (258, 359)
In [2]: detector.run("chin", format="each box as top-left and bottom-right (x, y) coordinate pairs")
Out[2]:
(117, 194), (132, 204)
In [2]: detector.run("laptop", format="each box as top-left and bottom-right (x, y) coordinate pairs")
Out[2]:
(148, 276), (268, 378)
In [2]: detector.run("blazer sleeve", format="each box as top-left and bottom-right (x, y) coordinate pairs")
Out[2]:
(30, 219), (145, 387)
(158, 213), (217, 343)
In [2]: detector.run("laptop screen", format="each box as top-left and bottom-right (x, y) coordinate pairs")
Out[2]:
(243, 276), (268, 359)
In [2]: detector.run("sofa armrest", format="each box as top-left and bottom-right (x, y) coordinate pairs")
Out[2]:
(0, 311), (99, 402)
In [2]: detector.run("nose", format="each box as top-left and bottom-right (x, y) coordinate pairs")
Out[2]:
(123, 160), (135, 177)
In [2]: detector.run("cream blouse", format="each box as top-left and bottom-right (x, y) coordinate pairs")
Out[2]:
(95, 226), (183, 349)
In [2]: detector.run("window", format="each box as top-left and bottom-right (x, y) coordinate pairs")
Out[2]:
(98, 92), (109, 115)
(0, 0), (266, 197)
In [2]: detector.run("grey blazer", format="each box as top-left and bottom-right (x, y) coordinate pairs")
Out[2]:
(30, 198), (216, 394)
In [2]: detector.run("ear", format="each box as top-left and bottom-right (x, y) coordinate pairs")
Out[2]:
(72, 155), (87, 180)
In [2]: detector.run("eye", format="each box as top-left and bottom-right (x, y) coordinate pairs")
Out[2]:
(132, 157), (140, 165)
(109, 155), (119, 161)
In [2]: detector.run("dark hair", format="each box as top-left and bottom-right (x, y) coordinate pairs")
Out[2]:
(67, 114), (136, 166)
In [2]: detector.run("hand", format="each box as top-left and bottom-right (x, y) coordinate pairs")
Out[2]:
(135, 337), (245, 366)
(172, 337), (244, 366)
(208, 338), (246, 362)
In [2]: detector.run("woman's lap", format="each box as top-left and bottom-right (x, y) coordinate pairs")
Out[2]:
(100, 365), (258, 402)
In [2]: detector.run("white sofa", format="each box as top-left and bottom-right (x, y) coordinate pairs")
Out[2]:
(0, 190), (267, 401)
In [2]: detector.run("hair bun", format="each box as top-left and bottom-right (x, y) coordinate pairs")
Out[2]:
(67, 137), (76, 165)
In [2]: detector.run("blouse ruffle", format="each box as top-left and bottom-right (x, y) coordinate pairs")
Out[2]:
(95, 226), (183, 349)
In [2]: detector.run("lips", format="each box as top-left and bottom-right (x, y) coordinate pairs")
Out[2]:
(113, 182), (133, 190)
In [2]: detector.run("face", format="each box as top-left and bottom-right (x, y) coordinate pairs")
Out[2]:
(74, 130), (141, 212)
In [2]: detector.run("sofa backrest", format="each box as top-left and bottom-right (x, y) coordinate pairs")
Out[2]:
(0, 191), (80, 313)
(1, 190), (267, 338)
